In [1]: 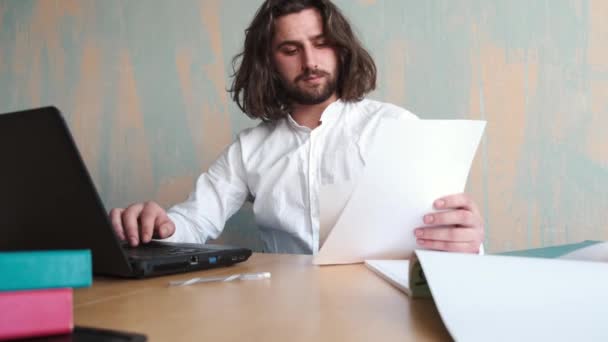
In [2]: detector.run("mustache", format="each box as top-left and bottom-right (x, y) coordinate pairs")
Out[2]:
(295, 68), (330, 82)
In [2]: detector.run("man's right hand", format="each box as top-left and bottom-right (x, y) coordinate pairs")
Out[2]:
(109, 201), (175, 247)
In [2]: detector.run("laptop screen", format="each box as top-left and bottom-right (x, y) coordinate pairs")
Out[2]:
(0, 107), (132, 275)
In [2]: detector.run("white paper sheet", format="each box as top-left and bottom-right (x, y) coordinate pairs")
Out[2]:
(559, 242), (608, 262)
(319, 181), (355, 248)
(314, 119), (486, 265)
(364, 259), (410, 295)
(416, 250), (608, 342)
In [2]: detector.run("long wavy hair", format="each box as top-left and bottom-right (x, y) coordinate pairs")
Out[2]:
(229, 0), (377, 122)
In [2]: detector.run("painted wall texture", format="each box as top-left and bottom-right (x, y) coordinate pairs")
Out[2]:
(1, 0), (607, 253)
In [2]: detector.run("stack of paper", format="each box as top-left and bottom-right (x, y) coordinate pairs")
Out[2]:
(415, 250), (608, 342)
(364, 260), (410, 295)
(366, 244), (608, 341)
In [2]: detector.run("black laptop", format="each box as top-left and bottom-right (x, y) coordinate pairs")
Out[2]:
(0, 106), (251, 278)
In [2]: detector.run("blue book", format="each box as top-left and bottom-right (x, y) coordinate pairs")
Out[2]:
(0, 250), (92, 291)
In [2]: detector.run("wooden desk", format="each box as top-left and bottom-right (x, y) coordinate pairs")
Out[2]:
(74, 253), (450, 341)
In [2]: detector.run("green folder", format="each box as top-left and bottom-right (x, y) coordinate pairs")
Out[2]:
(0, 250), (92, 291)
(497, 240), (601, 258)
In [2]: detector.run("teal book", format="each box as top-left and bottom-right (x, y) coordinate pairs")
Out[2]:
(0, 250), (92, 291)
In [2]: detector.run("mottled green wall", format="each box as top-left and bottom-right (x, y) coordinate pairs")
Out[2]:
(1, 0), (607, 252)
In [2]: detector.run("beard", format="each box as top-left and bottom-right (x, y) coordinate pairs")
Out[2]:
(281, 68), (338, 105)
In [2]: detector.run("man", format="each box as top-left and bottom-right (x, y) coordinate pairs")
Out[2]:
(110, 0), (484, 254)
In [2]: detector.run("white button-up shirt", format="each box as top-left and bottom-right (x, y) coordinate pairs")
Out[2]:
(165, 98), (418, 254)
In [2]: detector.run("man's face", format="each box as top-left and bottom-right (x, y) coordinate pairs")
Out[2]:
(271, 8), (338, 106)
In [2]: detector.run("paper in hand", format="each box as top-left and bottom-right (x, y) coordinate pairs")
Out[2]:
(314, 119), (486, 265)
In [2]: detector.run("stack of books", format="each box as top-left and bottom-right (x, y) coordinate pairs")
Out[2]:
(0, 250), (92, 340)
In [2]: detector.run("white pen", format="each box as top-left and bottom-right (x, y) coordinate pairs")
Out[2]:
(168, 272), (272, 287)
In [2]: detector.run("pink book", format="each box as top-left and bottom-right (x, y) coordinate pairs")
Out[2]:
(0, 288), (73, 340)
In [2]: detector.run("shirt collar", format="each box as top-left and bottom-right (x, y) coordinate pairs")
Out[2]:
(286, 113), (310, 132)
(319, 99), (343, 126)
(286, 99), (344, 132)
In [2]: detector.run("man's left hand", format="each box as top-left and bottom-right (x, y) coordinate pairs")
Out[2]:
(414, 193), (484, 253)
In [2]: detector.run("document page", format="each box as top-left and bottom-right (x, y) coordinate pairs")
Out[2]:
(314, 119), (485, 265)
(415, 250), (608, 342)
(319, 181), (355, 248)
(364, 259), (410, 295)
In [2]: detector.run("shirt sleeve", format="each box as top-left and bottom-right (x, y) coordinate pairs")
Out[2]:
(163, 138), (249, 244)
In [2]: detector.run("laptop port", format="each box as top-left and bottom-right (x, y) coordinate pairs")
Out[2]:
(189, 256), (199, 265)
